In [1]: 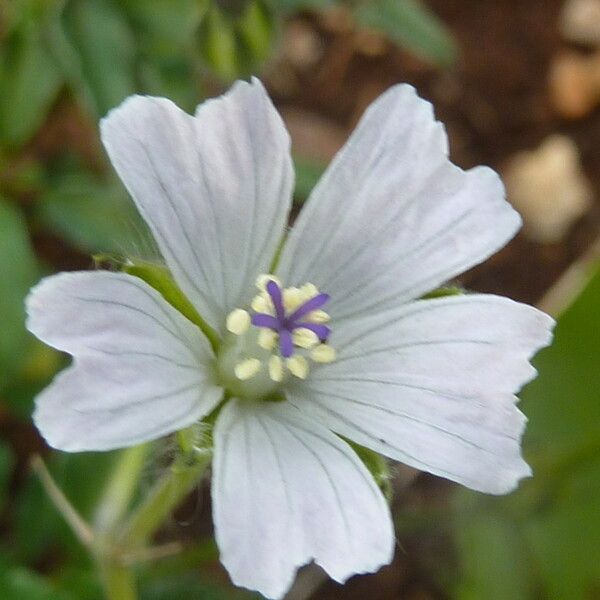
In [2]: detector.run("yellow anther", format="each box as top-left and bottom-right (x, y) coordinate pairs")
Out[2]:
(283, 287), (303, 311)
(300, 282), (318, 300)
(287, 355), (309, 379)
(258, 328), (278, 351)
(256, 274), (281, 292)
(226, 309), (250, 335)
(234, 358), (262, 380)
(305, 309), (330, 324)
(268, 355), (284, 382)
(251, 294), (272, 314)
(310, 344), (337, 363)
(292, 327), (319, 349)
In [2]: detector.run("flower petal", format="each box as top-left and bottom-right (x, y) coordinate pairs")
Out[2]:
(212, 399), (394, 599)
(27, 272), (222, 451)
(100, 78), (294, 332)
(286, 295), (554, 494)
(277, 85), (521, 321)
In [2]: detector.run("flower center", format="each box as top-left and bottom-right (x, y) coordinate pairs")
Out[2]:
(217, 275), (336, 398)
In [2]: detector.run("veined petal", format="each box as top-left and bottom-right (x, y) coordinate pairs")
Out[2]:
(212, 399), (394, 599)
(27, 272), (222, 451)
(276, 85), (521, 322)
(286, 295), (554, 494)
(100, 78), (294, 332)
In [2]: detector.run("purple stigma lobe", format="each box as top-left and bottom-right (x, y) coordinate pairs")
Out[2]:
(279, 329), (294, 358)
(293, 322), (331, 341)
(266, 280), (285, 321)
(287, 293), (330, 322)
(251, 279), (332, 357)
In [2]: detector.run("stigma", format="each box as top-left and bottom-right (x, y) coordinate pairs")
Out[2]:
(226, 275), (336, 382)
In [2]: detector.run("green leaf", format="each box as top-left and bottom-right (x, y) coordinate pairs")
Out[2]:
(140, 573), (258, 600)
(196, 5), (239, 81)
(272, 0), (336, 13)
(293, 155), (325, 203)
(237, 0), (277, 67)
(61, 0), (137, 117)
(353, 0), (457, 67)
(0, 200), (39, 386)
(0, 9), (63, 147)
(0, 567), (76, 600)
(35, 172), (148, 254)
(452, 493), (534, 600)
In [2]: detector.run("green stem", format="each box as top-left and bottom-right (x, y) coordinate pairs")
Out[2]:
(120, 449), (212, 548)
(94, 444), (149, 533)
(99, 559), (138, 600)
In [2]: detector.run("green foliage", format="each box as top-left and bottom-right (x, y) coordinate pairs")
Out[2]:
(0, 201), (39, 386)
(0, 2), (63, 147)
(453, 264), (600, 600)
(0, 566), (77, 600)
(61, 0), (137, 118)
(35, 169), (148, 254)
(140, 574), (258, 599)
(293, 156), (325, 203)
(196, 0), (277, 81)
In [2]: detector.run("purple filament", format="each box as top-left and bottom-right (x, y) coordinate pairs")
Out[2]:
(250, 280), (331, 358)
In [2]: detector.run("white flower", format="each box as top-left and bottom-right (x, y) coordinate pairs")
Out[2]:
(26, 79), (554, 599)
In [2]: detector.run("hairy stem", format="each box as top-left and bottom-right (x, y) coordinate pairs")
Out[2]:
(120, 449), (212, 548)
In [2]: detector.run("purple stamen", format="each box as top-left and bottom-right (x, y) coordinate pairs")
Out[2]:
(251, 280), (332, 357)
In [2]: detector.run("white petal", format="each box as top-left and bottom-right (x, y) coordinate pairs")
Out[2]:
(27, 272), (222, 451)
(286, 295), (554, 494)
(100, 78), (294, 332)
(212, 399), (394, 599)
(276, 85), (521, 322)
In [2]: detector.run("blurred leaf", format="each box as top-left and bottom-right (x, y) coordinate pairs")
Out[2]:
(197, 5), (239, 81)
(0, 566), (75, 600)
(140, 573), (257, 600)
(272, 0), (336, 12)
(36, 172), (149, 254)
(196, 0), (278, 80)
(354, 0), (457, 67)
(0, 7), (63, 147)
(121, 0), (203, 109)
(453, 494), (534, 600)
(61, 0), (137, 117)
(0, 201), (39, 386)
(293, 155), (325, 202)
(1, 343), (62, 420)
(54, 566), (103, 600)
(453, 263), (600, 599)
(237, 0), (278, 66)
(121, 0), (200, 57)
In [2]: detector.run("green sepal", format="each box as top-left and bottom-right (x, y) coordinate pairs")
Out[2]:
(346, 439), (393, 502)
(93, 254), (220, 352)
(421, 285), (464, 299)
